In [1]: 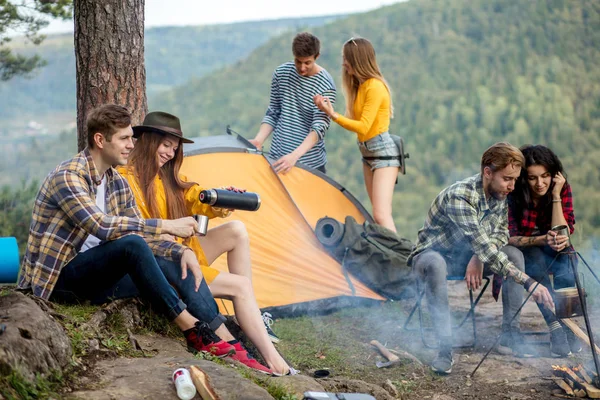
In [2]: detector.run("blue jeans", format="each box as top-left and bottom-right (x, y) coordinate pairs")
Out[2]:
(523, 246), (576, 290)
(51, 235), (223, 329)
(156, 256), (226, 330)
(522, 246), (576, 327)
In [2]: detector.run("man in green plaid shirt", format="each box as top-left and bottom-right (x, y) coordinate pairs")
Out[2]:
(408, 142), (554, 375)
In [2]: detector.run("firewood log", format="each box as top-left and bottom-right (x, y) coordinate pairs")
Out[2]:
(575, 365), (593, 384)
(553, 378), (574, 396)
(189, 365), (220, 400)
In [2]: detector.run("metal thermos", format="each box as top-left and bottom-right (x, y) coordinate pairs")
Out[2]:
(199, 189), (261, 211)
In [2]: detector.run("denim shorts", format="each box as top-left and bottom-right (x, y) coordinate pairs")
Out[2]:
(357, 132), (401, 171)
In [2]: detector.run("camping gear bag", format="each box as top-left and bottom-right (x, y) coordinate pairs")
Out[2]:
(315, 216), (416, 300)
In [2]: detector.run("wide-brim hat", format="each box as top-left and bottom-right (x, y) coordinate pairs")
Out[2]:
(132, 111), (194, 144)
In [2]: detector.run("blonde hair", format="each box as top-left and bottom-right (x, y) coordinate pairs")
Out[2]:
(480, 142), (525, 175)
(342, 37), (393, 119)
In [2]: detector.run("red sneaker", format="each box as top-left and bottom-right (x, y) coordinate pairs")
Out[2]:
(229, 342), (272, 374)
(185, 321), (235, 358)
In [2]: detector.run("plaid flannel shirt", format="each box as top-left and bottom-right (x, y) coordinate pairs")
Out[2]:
(408, 174), (524, 282)
(508, 183), (575, 236)
(18, 149), (186, 300)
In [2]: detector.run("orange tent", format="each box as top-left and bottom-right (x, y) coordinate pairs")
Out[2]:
(181, 134), (385, 317)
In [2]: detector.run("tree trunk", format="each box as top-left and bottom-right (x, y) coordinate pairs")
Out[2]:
(74, 0), (147, 151)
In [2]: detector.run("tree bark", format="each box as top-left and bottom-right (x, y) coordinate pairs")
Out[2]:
(74, 0), (147, 151)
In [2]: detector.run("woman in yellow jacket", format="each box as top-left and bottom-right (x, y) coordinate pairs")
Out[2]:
(314, 37), (399, 232)
(119, 111), (292, 376)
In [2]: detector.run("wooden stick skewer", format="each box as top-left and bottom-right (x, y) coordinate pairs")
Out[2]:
(558, 316), (600, 355)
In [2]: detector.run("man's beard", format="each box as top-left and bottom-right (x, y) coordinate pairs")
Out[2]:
(489, 186), (507, 200)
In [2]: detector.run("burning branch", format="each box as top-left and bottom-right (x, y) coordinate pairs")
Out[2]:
(553, 364), (600, 398)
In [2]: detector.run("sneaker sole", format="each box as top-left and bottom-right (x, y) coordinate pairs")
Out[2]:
(551, 351), (572, 358)
(431, 359), (454, 375)
(431, 365), (452, 375)
(187, 345), (235, 358)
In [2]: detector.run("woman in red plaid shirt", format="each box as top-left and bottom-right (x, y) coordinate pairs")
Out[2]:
(507, 144), (580, 357)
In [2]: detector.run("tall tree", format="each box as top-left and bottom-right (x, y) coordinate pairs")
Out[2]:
(0, 0), (72, 81)
(74, 0), (147, 151)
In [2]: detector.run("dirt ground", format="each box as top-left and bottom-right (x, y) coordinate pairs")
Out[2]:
(65, 280), (600, 400)
(362, 281), (600, 399)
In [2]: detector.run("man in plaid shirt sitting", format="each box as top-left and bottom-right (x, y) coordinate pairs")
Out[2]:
(408, 142), (554, 375)
(18, 105), (240, 359)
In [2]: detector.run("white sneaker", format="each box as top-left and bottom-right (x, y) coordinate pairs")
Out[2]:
(262, 312), (280, 343)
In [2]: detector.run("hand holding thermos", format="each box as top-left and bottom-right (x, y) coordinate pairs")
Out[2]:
(193, 188), (261, 236)
(199, 188), (261, 212)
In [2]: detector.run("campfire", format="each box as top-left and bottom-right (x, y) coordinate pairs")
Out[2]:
(552, 364), (600, 398)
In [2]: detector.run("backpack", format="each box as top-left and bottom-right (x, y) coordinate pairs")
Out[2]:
(316, 216), (416, 300)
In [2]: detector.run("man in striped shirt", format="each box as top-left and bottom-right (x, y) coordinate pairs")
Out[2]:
(250, 32), (336, 174)
(408, 143), (554, 375)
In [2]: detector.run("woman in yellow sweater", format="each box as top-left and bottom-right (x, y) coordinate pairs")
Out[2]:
(119, 111), (292, 376)
(314, 37), (399, 232)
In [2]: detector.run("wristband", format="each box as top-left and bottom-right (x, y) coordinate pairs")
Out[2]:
(552, 199), (561, 203)
(523, 277), (535, 291)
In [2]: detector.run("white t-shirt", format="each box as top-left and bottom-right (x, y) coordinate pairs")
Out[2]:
(80, 176), (107, 252)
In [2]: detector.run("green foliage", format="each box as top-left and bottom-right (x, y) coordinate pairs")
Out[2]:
(53, 302), (98, 358)
(0, 0), (72, 80)
(0, 370), (63, 400)
(237, 369), (298, 400)
(0, 180), (39, 254)
(138, 306), (181, 338)
(0, 129), (77, 189)
(0, 15), (341, 120)
(153, 0), (600, 242)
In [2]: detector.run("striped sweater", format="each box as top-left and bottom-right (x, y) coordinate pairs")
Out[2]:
(262, 62), (336, 169)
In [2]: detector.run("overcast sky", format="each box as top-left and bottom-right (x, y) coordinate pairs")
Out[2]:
(41, 0), (403, 34)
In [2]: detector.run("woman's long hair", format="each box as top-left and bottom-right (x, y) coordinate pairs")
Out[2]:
(512, 144), (567, 228)
(341, 37), (393, 119)
(128, 131), (194, 219)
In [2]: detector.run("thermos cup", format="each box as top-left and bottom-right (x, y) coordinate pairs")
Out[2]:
(199, 189), (261, 212)
(193, 215), (209, 236)
(551, 224), (571, 248)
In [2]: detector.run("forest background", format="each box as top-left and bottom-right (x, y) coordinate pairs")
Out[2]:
(1, 0), (599, 256)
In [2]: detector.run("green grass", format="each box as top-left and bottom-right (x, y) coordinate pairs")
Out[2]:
(138, 306), (181, 338)
(237, 369), (299, 400)
(52, 303), (99, 359)
(0, 370), (63, 400)
(273, 301), (427, 385)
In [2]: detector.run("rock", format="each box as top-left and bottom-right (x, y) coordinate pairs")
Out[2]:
(81, 298), (142, 334)
(383, 379), (399, 397)
(0, 292), (72, 382)
(504, 393), (530, 400)
(275, 373), (326, 398)
(68, 335), (276, 399)
(69, 355), (274, 399)
(433, 395), (457, 400)
(320, 377), (396, 400)
(88, 339), (100, 351)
